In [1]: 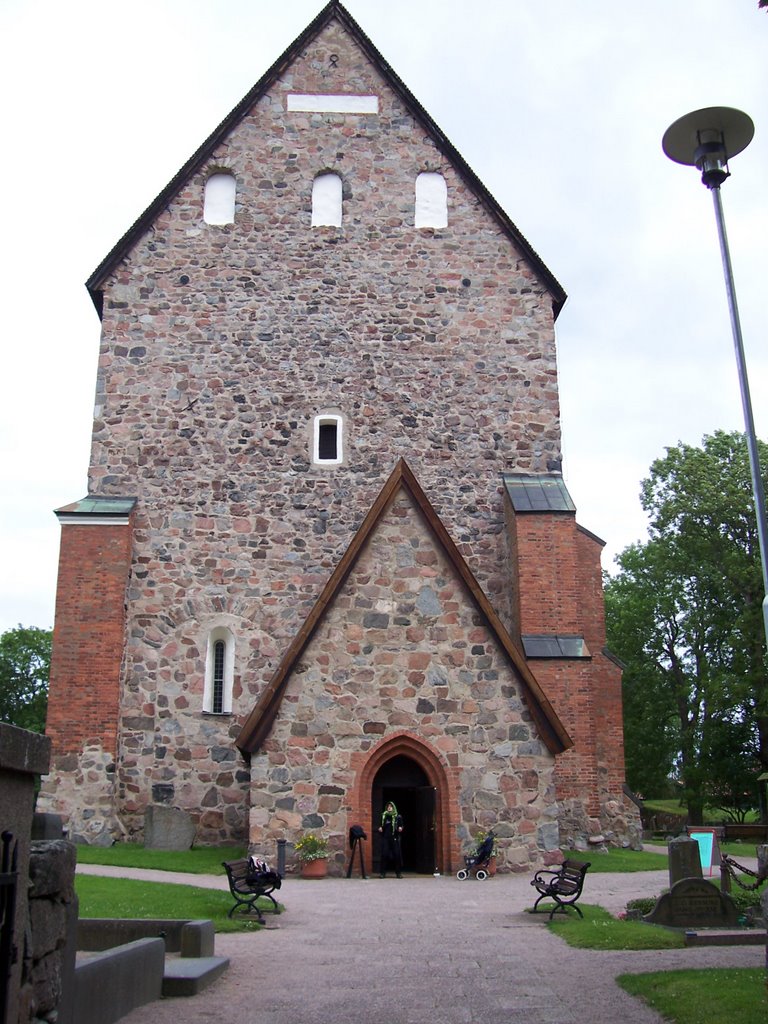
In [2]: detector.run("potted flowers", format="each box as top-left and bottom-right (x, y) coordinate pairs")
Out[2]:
(294, 832), (329, 878)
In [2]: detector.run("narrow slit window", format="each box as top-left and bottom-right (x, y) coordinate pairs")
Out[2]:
(415, 172), (448, 229)
(312, 173), (342, 227)
(203, 627), (234, 713)
(318, 422), (338, 461)
(313, 414), (343, 465)
(204, 172), (236, 225)
(212, 640), (225, 714)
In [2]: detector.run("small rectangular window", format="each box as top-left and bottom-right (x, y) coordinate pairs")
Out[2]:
(318, 423), (338, 461)
(313, 414), (343, 465)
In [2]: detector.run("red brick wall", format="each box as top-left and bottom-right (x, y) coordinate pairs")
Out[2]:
(515, 513), (581, 634)
(47, 521), (133, 758)
(575, 526), (626, 799)
(512, 511), (624, 821)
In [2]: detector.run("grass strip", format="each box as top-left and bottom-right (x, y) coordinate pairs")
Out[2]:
(75, 874), (276, 933)
(542, 903), (684, 950)
(75, 843), (247, 875)
(617, 968), (767, 1024)
(560, 848), (667, 872)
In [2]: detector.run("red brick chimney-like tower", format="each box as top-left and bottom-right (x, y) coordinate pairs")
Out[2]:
(44, 498), (135, 840)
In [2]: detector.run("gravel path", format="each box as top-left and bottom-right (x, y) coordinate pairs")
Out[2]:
(78, 861), (765, 1024)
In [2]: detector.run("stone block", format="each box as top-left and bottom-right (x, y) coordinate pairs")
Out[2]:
(668, 834), (703, 885)
(144, 805), (195, 850)
(162, 956), (230, 997)
(32, 812), (64, 840)
(28, 840), (77, 899)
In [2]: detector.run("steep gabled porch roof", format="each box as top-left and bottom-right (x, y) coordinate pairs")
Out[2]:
(236, 458), (572, 756)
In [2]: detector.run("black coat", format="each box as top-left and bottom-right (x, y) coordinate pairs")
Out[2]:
(380, 814), (403, 868)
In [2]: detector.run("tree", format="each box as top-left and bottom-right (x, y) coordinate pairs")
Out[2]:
(606, 431), (768, 823)
(700, 714), (761, 822)
(0, 625), (52, 733)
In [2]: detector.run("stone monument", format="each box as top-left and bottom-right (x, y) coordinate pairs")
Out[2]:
(645, 833), (738, 928)
(144, 805), (195, 851)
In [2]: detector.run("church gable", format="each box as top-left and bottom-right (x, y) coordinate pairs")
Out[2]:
(247, 468), (566, 867)
(87, 1), (565, 317)
(239, 459), (571, 759)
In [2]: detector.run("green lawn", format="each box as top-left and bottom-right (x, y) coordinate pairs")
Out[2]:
(543, 903), (685, 950)
(618, 968), (767, 1024)
(75, 874), (276, 933)
(75, 843), (247, 874)
(561, 847), (667, 872)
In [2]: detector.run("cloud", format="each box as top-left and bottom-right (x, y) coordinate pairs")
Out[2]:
(1, 0), (766, 630)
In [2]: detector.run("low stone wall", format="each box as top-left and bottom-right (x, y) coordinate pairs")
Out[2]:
(0, 722), (56, 1024)
(22, 840), (78, 1024)
(74, 939), (164, 1024)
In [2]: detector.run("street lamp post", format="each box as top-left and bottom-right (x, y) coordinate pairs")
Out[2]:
(662, 106), (768, 649)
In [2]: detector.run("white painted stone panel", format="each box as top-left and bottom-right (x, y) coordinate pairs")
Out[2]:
(288, 94), (378, 113)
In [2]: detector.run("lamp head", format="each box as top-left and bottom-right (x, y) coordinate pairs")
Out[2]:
(662, 106), (754, 189)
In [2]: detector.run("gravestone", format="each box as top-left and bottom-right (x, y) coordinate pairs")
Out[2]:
(668, 834), (702, 885)
(144, 805), (195, 851)
(645, 877), (739, 928)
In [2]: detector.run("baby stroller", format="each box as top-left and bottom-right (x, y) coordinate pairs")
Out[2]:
(456, 830), (495, 880)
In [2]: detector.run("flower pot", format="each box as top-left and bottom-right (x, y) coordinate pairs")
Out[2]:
(300, 858), (328, 879)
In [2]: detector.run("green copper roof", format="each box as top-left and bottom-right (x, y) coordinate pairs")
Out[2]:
(55, 496), (137, 516)
(502, 474), (576, 513)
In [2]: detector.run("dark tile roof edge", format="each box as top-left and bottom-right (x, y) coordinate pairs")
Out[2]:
(602, 646), (625, 670)
(85, 1), (566, 319)
(576, 522), (606, 548)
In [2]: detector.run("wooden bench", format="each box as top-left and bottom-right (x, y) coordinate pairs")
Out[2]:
(530, 859), (590, 920)
(222, 859), (282, 923)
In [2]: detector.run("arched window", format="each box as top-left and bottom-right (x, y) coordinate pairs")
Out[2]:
(415, 172), (447, 229)
(203, 172), (236, 225)
(312, 173), (342, 227)
(203, 626), (234, 713)
(313, 414), (343, 465)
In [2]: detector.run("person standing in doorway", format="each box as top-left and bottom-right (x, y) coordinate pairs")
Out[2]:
(378, 800), (404, 878)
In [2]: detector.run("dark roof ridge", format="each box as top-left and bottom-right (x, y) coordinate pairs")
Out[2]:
(85, 0), (566, 318)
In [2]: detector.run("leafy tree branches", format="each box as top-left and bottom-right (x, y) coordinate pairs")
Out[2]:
(0, 625), (52, 733)
(606, 431), (767, 823)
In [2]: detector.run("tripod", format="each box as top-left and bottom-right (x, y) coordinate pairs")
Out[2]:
(346, 825), (367, 878)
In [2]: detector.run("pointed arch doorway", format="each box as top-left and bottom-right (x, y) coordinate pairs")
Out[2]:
(350, 732), (457, 875)
(373, 755), (436, 874)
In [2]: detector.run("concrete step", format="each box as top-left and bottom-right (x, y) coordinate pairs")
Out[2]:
(162, 956), (230, 996)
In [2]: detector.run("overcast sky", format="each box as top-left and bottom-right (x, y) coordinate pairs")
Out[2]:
(1, 0), (767, 635)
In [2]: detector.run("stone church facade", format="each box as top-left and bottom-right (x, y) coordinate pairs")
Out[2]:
(40, 2), (639, 873)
